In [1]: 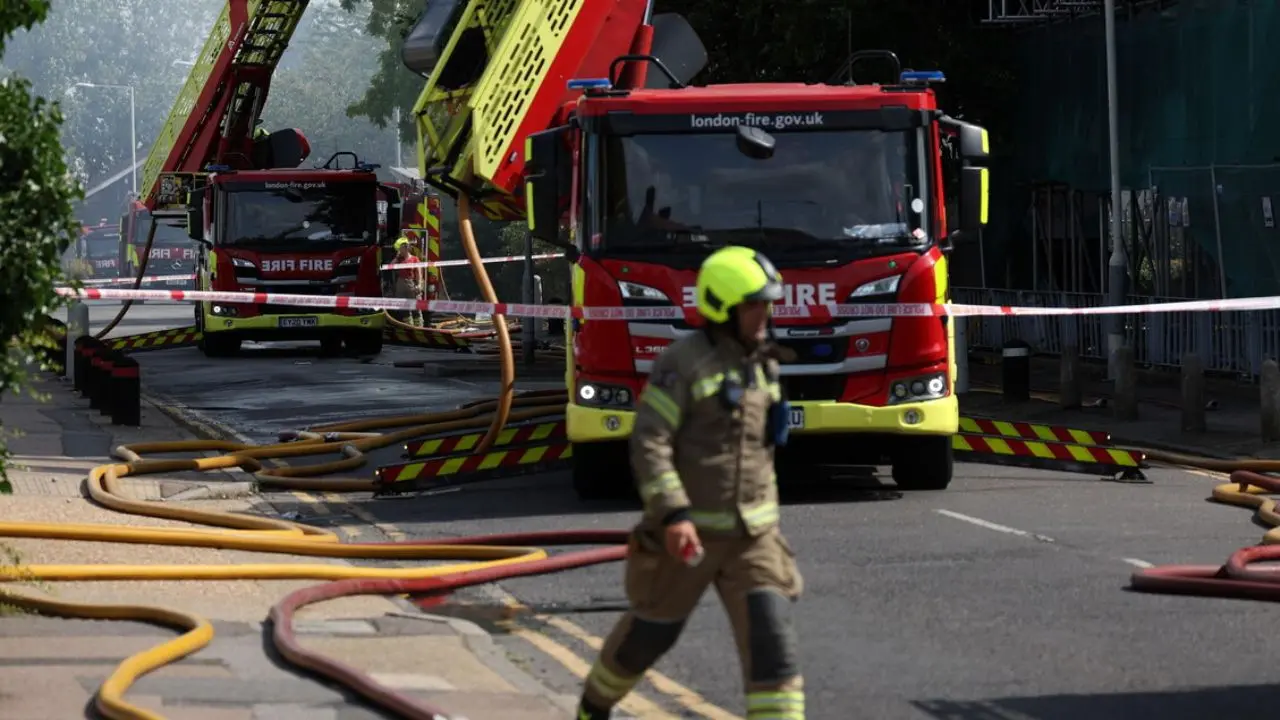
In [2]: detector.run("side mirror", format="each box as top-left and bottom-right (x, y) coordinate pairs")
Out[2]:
(524, 125), (572, 248)
(956, 121), (989, 162)
(735, 125), (775, 160)
(379, 184), (403, 239)
(186, 187), (207, 243)
(957, 166), (989, 236)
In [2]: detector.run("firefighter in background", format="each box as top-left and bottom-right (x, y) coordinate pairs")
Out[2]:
(392, 236), (426, 325)
(575, 246), (806, 720)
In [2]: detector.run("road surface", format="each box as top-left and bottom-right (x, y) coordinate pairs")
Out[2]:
(71, 300), (1280, 719)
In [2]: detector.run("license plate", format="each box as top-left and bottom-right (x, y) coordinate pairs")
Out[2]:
(278, 316), (319, 328)
(788, 407), (805, 429)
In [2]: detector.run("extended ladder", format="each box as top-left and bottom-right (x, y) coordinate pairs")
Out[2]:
(139, 0), (310, 212)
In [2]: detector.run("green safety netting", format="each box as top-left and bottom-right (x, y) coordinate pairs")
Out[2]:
(1004, 1), (1280, 298)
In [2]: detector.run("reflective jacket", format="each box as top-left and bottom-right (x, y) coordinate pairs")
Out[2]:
(630, 328), (784, 537)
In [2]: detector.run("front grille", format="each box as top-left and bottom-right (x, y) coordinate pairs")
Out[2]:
(255, 284), (336, 314)
(776, 337), (850, 365)
(781, 375), (846, 402)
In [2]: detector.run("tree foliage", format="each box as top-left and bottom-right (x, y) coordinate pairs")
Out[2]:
(1, 0), (405, 220)
(0, 0), (85, 486)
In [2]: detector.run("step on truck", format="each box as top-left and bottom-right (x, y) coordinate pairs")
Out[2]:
(401, 1), (991, 498)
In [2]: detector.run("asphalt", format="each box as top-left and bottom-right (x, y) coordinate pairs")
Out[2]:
(68, 301), (1280, 720)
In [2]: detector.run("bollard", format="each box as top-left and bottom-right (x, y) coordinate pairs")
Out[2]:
(73, 337), (93, 394)
(954, 317), (969, 394)
(78, 339), (102, 398)
(1261, 359), (1280, 443)
(110, 354), (141, 426)
(1059, 345), (1082, 409)
(1112, 345), (1138, 421)
(66, 302), (88, 382)
(1000, 339), (1031, 403)
(89, 346), (114, 413)
(1181, 353), (1207, 433)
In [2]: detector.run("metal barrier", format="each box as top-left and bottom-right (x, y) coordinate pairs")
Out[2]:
(954, 287), (1280, 379)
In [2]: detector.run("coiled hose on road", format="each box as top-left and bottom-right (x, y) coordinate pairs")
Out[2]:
(0, 389), (629, 720)
(1126, 450), (1280, 601)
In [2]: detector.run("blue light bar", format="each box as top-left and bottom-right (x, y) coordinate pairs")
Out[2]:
(204, 164), (233, 172)
(899, 70), (946, 84)
(567, 78), (612, 91)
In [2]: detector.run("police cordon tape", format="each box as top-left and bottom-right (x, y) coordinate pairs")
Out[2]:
(77, 253), (563, 285)
(55, 285), (1280, 320)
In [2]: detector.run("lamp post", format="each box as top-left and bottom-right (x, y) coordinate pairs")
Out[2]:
(67, 82), (137, 196)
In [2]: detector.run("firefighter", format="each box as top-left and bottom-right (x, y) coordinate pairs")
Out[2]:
(575, 245), (806, 720)
(392, 236), (426, 325)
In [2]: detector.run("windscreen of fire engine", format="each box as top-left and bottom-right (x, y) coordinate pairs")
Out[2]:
(601, 129), (927, 254)
(83, 230), (119, 258)
(222, 184), (375, 248)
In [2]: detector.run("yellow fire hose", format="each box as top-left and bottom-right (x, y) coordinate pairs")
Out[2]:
(0, 392), (572, 720)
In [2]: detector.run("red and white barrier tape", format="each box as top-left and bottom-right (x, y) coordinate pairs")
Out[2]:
(54, 285), (1280, 320)
(380, 253), (562, 270)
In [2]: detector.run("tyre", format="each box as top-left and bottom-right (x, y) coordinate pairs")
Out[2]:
(571, 440), (633, 501)
(200, 331), (241, 357)
(345, 330), (384, 356)
(891, 435), (954, 491)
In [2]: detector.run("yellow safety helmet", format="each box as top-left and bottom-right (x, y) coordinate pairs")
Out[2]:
(694, 246), (783, 324)
(394, 236), (411, 249)
(253, 126), (269, 140)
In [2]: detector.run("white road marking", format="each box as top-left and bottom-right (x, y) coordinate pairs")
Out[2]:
(935, 509), (1056, 543)
(1121, 558), (1154, 569)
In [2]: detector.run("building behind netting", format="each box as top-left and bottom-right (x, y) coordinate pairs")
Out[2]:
(961, 0), (1280, 375)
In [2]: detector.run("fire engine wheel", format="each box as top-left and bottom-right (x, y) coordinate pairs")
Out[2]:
(344, 330), (383, 357)
(891, 435), (954, 491)
(571, 440), (634, 501)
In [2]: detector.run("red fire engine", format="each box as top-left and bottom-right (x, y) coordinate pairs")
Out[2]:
(136, 1), (402, 357)
(407, 2), (991, 498)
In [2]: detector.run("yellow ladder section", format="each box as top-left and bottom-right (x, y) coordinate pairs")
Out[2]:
(139, 0), (310, 207)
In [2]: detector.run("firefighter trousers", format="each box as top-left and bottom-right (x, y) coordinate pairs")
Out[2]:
(583, 526), (805, 719)
(392, 278), (422, 325)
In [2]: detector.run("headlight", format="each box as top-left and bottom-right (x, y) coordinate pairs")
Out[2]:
(577, 382), (634, 407)
(849, 275), (901, 299)
(211, 304), (239, 317)
(338, 256), (361, 268)
(231, 257), (255, 268)
(887, 372), (948, 405)
(618, 281), (670, 303)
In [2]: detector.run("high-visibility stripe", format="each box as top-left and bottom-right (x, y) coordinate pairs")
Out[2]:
(958, 416), (1109, 445)
(109, 326), (201, 351)
(639, 471), (682, 503)
(641, 387), (681, 428)
(404, 421), (565, 458)
(747, 689), (805, 719)
(378, 442), (572, 483)
(585, 660), (640, 701)
(953, 433), (1143, 467)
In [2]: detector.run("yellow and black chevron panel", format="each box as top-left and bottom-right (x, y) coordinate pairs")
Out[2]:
(954, 432), (1147, 481)
(376, 442), (572, 493)
(958, 416), (1110, 445)
(404, 420), (566, 459)
(109, 326), (201, 353)
(383, 325), (471, 349)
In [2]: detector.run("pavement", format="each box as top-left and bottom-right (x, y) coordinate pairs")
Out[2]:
(0, 357), (584, 719)
(33, 300), (1280, 720)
